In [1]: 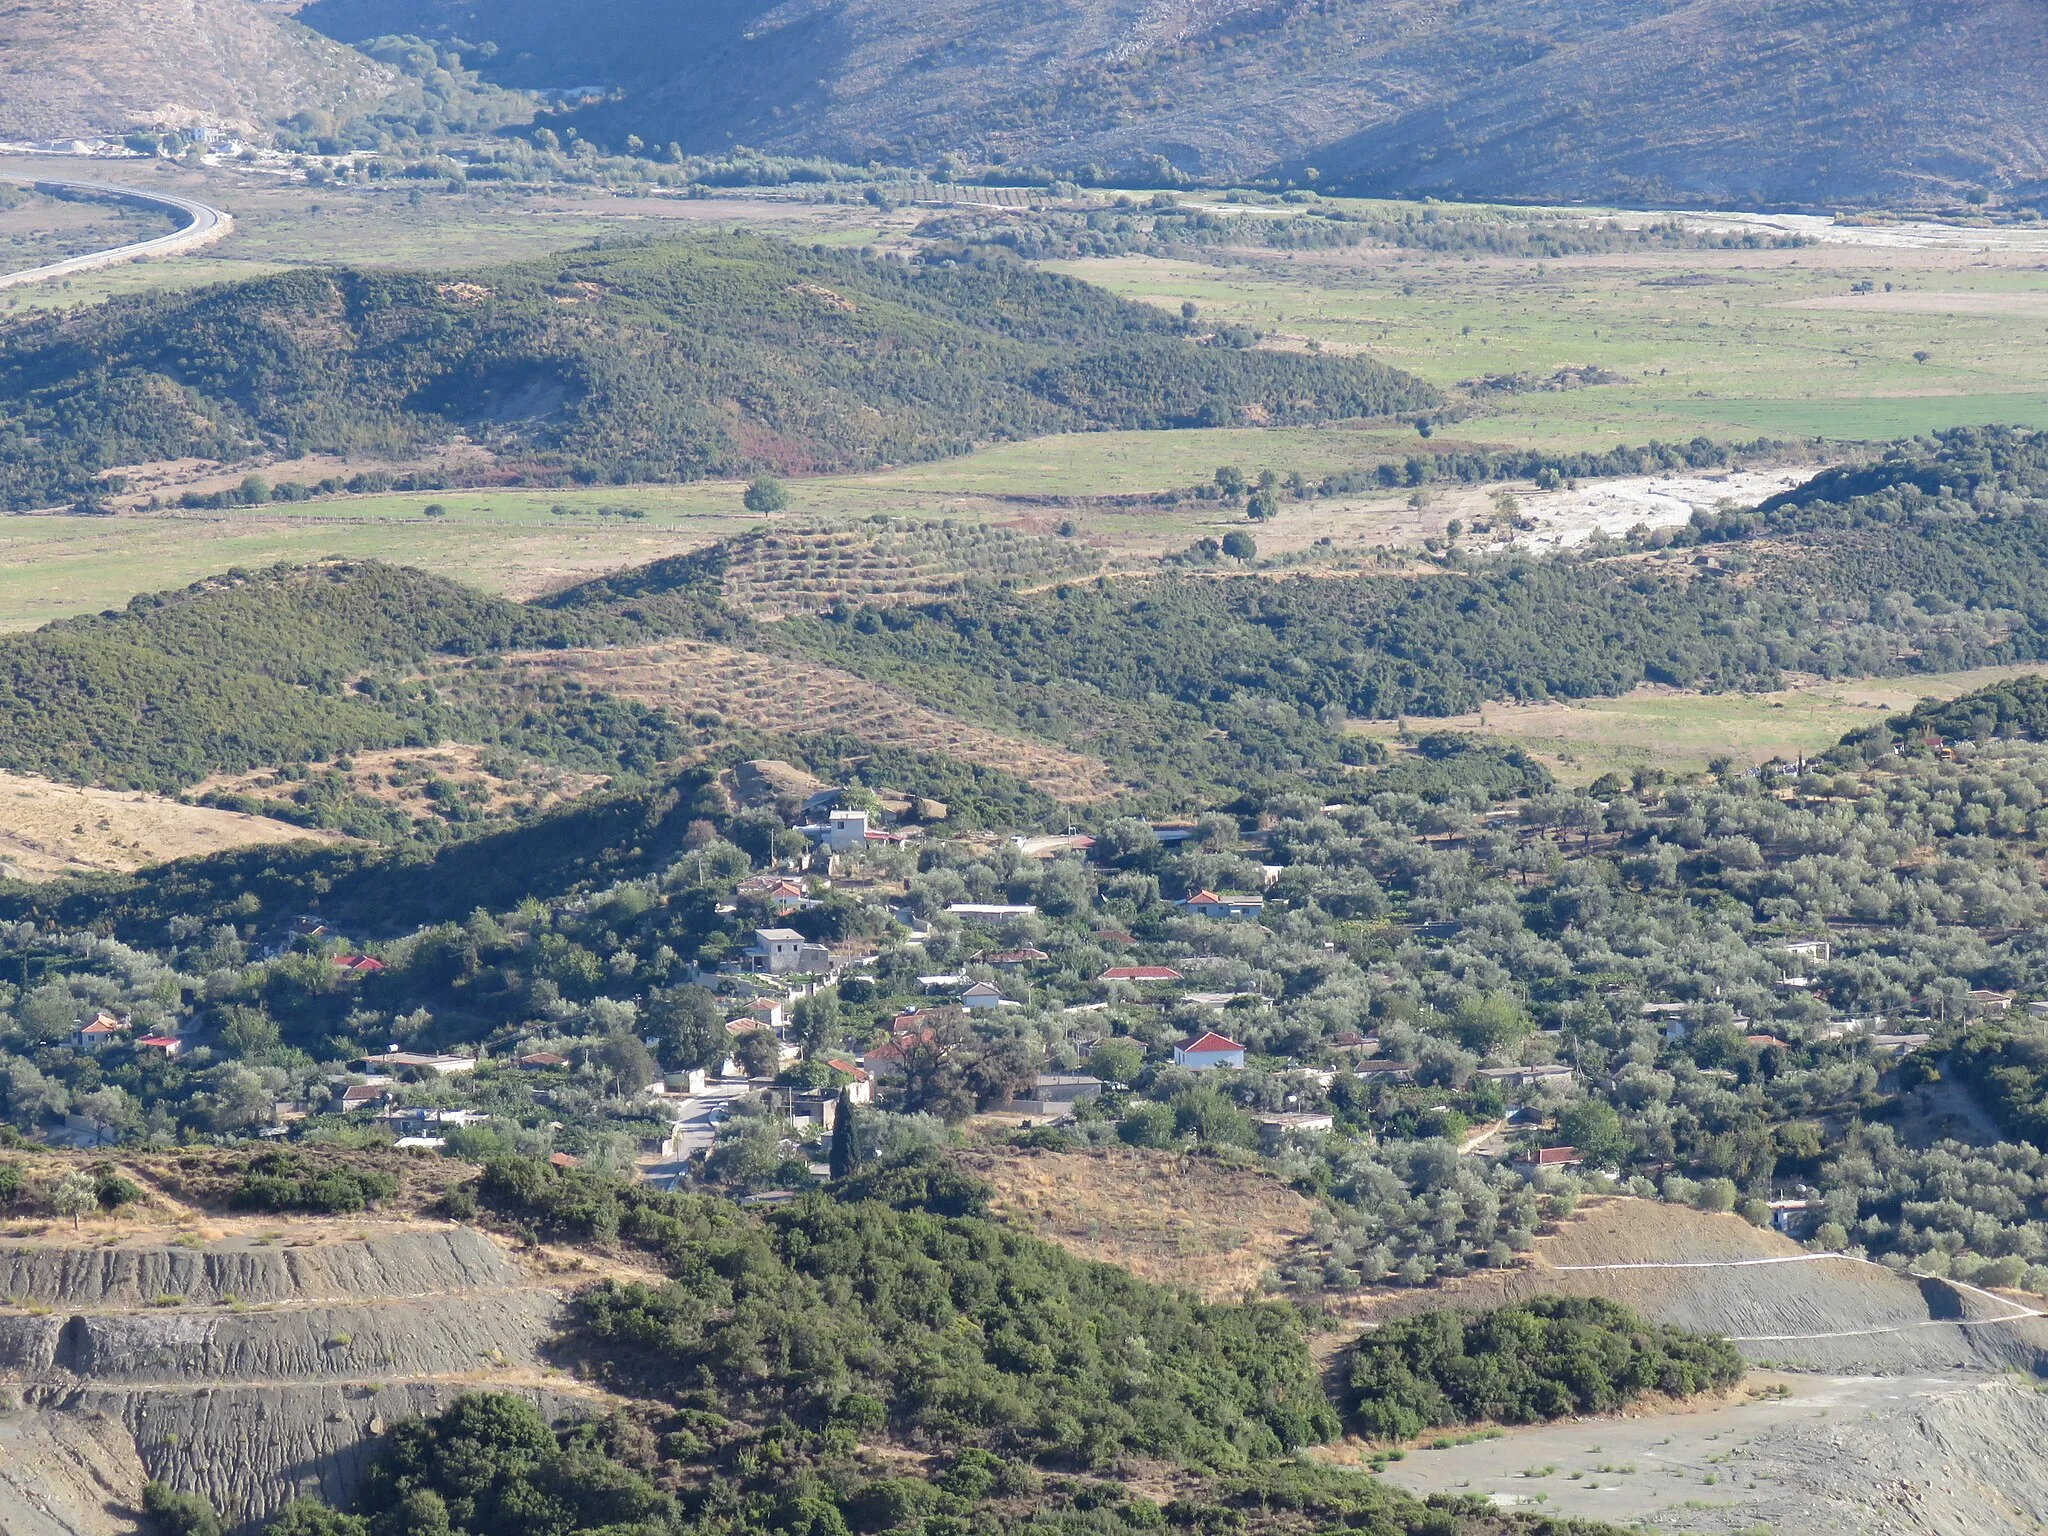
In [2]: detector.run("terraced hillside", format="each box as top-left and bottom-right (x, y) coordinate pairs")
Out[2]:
(0, 1206), (591, 1532)
(1369, 1197), (2048, 1532)
(714, 520), (1104, 618)
(437, 639), (1126, 803)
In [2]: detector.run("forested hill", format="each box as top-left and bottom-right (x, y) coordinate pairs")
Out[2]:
(299, 0), (2045, 206)
(0, 231), (1434, 510)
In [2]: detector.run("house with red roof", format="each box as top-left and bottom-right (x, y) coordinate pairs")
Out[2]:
(1512, 1146), (1582, 1173)
(135, 1034), (185, 1058)
(1101, 965), (1184, 983)
(824, 1058), (873, 1104)
(864, 1028), (945, 1077)
(1173, 1031), (1246, 1070)
(73, 1012), (129, 1050)
(333, 955), (386, 974)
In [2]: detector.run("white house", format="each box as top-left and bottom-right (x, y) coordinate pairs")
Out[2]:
(72, 1012), (129, 1050)
(1180, 890), (1265, 920)
(818, 809), (870, 853)
(1173, 1031), (1247, 1070)
(960, 980), (1011, 1010)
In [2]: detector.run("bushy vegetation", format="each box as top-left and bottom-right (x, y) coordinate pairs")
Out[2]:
(256, 1389), (1559, 1536)
(230, 1150), (399, 1213)
(919, 201), (1812, 265)
(0, 231), (1434, 509)
(1340, 1298), (1744, 1441)
(485, 1152), (1336, 1468)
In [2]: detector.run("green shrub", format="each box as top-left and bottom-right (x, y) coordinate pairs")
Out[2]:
(1340, 1297), (1743, 1441)
(142, 1482), (221, 1536)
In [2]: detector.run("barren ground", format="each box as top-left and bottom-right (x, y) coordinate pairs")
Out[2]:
(959, 1143), (1319, 1301)
(0, 768), (339, 878)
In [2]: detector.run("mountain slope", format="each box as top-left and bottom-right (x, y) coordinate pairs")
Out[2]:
(0, 0), (395, 141)
(0, 230), (1436, 507)
(298, 0), (2048, 206)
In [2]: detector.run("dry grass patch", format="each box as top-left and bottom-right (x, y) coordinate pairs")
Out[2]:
(959, 1143), (1319, 1301)
(0, 769), (340, 879)
(195, 744), (605, 832)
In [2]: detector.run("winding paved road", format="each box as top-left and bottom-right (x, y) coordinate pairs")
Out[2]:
(0, 175), (232, 289)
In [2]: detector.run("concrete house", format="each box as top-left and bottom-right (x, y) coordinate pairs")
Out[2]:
(1181, 890), (1265, 920)
(1173, 1031), (1247, 1070)
(748, 928), (832, 975)
(960, 980), (1011, 1009)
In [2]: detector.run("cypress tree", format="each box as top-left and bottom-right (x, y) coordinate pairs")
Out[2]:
(828, 1089), (857, 1180)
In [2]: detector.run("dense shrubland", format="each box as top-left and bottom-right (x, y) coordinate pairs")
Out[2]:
(1340, 1297), (1744, 1440)
(0, 231), (1435, 508)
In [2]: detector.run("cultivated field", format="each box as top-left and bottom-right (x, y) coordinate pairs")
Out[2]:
(1047, 212), (2048, 446)
(0, 768), (337, 878)
(960, 1143), (1320, 1302)
(440, 641), (1125, 803)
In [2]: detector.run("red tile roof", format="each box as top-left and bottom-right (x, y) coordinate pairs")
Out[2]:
(1101, 965), (1183, 982)
(1176, 1031), (1245, 1055)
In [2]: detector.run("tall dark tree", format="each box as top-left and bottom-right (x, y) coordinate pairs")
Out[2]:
(828, 1088), (857, 1180)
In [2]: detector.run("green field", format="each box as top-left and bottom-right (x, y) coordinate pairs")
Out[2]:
(1045, 226), (2048, 447)
(1356, 666), (2048, 783)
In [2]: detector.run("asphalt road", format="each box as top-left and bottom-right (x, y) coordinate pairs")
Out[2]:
(0, 173), (233, 289)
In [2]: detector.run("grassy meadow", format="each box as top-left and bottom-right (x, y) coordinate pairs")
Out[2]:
(1355, 666), (2048, 784)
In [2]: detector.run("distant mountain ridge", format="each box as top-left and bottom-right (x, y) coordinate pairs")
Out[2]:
(300, 0), (2048, 207)
(0, 0), (394, 141)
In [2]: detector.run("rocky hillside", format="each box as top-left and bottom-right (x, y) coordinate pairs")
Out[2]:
(297, 0), (2048, 206)
(0, 1162), (588, 1532)
(0, 0), (395, 141)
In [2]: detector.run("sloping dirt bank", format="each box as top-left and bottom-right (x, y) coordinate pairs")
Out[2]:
(1376, 1372), (2048, 1534)
(1356, 1199), (2048, 1533)
(0, 1225), (591, 1535)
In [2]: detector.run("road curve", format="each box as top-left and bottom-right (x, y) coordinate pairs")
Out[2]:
(0, 175), (233, 290)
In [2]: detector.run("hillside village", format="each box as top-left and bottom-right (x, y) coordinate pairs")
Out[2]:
(20, 692), (2048, 1316)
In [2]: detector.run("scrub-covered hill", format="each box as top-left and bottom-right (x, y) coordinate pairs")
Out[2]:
(299, 0), (2048, 206)
(0, 229), (1434, 509)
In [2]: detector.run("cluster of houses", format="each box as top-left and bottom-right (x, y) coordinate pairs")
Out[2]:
(71, 1012), (184, 1058)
